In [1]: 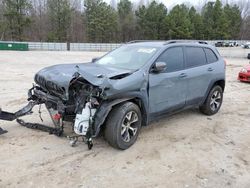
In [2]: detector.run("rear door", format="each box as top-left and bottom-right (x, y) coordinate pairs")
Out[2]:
(184, 46), (215, 105)
(149, 46), (187, 114)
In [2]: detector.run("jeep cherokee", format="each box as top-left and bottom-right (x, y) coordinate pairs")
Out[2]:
(0, 41), (225, 150)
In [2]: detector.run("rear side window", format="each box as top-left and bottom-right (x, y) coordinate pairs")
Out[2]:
(157, 47), (184, 72)
(204, 48), (218, 63)
(185, 47), (206, 68)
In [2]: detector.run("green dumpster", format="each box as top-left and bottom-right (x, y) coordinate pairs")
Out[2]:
(0, 42), (29, 51)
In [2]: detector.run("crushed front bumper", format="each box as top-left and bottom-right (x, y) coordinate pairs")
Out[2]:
(0, 86), (63, 134)
(0, 85), (65, 121)
(0, 101), (38, 121)
(0, 85), (95, 149)
(0, 127), (7, 135)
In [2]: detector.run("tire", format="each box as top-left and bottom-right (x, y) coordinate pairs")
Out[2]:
(200, 85), (223, 116)
(104, 102), (142, 150)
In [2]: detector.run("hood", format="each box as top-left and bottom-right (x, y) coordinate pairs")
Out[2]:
(34, 63), (133, 98)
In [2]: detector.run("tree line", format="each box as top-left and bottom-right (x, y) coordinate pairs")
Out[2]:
(0, 0), (249, 43)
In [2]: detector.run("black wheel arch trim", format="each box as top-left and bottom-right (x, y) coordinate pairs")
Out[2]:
(201, 79), (225, 105)
(93, 92), (148, 137)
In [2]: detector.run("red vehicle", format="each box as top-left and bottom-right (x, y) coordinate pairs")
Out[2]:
(238, 64), (250, 82)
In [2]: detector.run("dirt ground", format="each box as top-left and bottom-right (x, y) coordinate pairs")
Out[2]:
(0, 50), (250, 188)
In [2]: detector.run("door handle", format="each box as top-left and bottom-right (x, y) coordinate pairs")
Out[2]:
(207, 67), (214, 72)
(179, 73), (187, 78)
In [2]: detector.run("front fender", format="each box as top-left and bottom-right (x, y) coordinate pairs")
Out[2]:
(93, 92), (149, 137)
(93, 98), (132, 137)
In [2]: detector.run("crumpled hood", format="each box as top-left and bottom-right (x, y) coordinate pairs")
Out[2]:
(34, 63), (132, 98)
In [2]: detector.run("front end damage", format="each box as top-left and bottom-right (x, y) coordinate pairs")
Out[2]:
(0, 62), (147, 149)
(0, 73), (109, 149)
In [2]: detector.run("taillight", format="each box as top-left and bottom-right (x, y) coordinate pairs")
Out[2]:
(224, 59), (227, 69)
(53, 113), (61, 120)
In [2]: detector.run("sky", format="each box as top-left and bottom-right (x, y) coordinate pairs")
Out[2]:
(103, 0), (207, 10)
(104, 0), (201, 6)
(159, 0), (201, 6)
(104, 0), (205, 5)
(104, 0), (237, 8)
(158, 0), (233, 7)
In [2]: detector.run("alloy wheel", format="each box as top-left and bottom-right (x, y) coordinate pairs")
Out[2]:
(210, 90), (222, 111)
(121, 111), (139, 143)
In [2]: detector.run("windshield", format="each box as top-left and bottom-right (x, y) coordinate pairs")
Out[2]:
(96, 45), (159, 70)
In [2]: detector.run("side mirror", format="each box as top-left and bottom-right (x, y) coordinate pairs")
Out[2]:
(92, 57), (99, 63)
(152, 62), (167, 73)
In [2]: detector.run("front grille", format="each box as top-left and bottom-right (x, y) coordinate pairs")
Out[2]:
(35, 74), (65, 95)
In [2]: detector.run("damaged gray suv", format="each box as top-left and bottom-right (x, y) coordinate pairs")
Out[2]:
(0, 41), (225, 150)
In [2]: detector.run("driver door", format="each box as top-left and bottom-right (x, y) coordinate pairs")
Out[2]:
(149, 46), (187, 115)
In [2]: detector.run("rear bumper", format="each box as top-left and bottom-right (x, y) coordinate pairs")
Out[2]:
(238, 72), (250, 82)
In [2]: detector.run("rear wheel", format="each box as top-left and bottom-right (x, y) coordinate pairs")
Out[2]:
(104, 102), (142, 150)
(200, 85), (223, 115)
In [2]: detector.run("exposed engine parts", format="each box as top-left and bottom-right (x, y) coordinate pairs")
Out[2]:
(0, 79), (102, 150)
(74, 102), (96, 136)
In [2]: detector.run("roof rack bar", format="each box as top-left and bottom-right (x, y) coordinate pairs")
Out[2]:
(127, 40), (166, 44)
(164, 40), (208, 45)
(126, 40), (208, 45)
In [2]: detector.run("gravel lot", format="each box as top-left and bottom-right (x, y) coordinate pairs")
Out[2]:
(0, 49), (250, 188)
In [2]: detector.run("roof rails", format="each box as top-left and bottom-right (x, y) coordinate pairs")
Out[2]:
(165, 40), (208, 45)
(198, 41), (208, 44)
(127, 40), (208, 45)
(127, 40), (165, 44)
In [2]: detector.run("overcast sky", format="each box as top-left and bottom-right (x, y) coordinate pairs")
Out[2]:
(158, 0), (233, 7)
(104, 0), (202, 6)
(159, 0), (203, 6)
(104, 0), (236, 8)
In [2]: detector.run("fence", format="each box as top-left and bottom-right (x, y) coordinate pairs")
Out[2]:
(0, 41), (121, 51)
(70, 43), (121, 51)
(28, 42), (67, 51)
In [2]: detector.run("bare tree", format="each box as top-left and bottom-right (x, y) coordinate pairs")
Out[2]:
(237, 0), (250, 39)
(238, 0), (250, 19)
(70, 0), (86, 42)
(28, 0), (49, 41)
(0, 0), (6, 40)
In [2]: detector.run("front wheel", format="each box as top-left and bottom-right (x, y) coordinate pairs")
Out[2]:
(200, 85), (223, 115)
(104, 102), (142, 150)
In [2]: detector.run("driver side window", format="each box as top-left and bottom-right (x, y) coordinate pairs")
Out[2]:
(157, 47), (184, 73)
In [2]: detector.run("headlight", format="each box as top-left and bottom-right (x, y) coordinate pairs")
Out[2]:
(241, 68), (247, 73)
